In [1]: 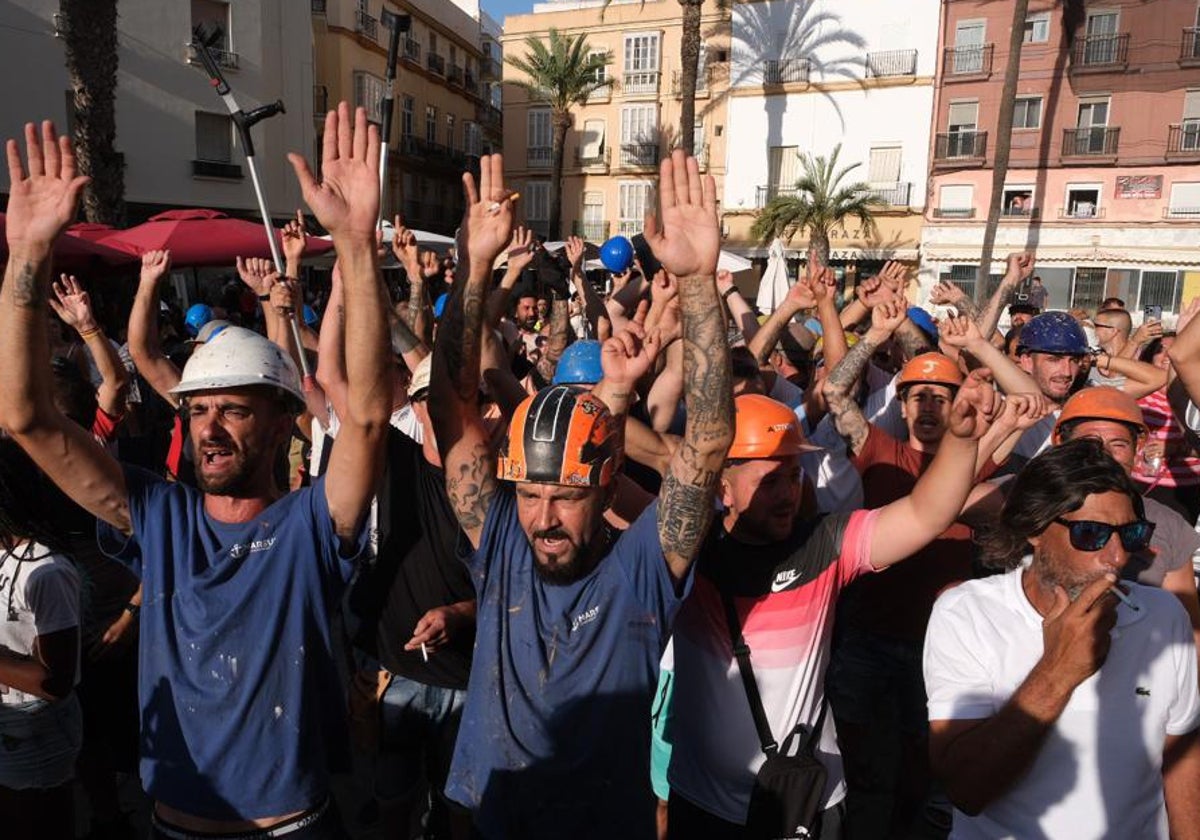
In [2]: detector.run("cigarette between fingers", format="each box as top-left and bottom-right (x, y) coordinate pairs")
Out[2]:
(1109, 585), (1139, 612)
(420, 642), (429, 662)
(488, 192), (521, 214)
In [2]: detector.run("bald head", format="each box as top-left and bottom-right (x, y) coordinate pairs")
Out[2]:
(1094, 308), (1131, 353)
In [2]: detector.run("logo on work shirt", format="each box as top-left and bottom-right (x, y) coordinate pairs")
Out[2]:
(228, 538), (276, 560)
(771, 569), (801, 593)
(571, 605), (601, 633)
(1136, 687), (1151, 697)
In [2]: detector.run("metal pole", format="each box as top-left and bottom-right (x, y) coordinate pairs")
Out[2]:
(378, 14), (408, 231)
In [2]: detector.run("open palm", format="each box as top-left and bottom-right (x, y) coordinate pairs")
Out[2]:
(288, 103), (379, 242)
(5, 121), (89, 253)
(645, 150), (719, 279)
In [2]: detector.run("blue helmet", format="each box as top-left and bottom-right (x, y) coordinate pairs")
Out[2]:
(552, 340), (604, 386)
(1017, 311), (1089, 356)
(907, 306), (939, 342)
(599, 236), (634, 274)
(302, 305), (319, 328)
(184, 303), (213, 338)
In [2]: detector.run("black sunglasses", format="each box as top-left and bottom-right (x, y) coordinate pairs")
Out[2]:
(1052, 517), (1155, 553)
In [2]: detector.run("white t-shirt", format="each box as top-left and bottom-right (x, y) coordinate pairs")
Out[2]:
(924, 566), (1200, 840)
(0, 543), (80, 707)
(801, 415), (863, 514)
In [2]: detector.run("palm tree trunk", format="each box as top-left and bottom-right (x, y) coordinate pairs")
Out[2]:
(811, 228), (831, 269)
(975, 0), (1030, 303)
(61, 0), (125, 226)
(677, 0), (703, 154)
(549, 111), (571, 240)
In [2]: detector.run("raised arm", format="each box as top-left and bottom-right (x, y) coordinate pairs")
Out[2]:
(0, 121), (129, 531)
(49, 273), (128, 417)
(938, 314), (1040, 395)
(392, 219), (432, 345)
(234, 256), (278, 341)
(977, 252), (1033, 341)
(127, 249), (181, 406)
(1093, 352), (1169, 399)
(289, 103), (392, 542)
(646, 150), (734, 584)
(533, 295), (570, 386)
(429, 155), (514, 548)
(566, 234), (608, 333)
(717, 269), (758, 341)
(281, 209), (308, 281)
(928, 278), (981, 321)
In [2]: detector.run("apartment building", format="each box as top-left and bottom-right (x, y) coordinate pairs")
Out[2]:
(721, 0), (940, 283)
(0, 0), (315, 222)
(501, 0), (729, 241)
(313, 0), (502, 233)
(923, 0), (1200, 315)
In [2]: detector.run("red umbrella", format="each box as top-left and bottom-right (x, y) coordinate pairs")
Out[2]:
(103, 208), (332, 267)
(0, 213), (141, 271)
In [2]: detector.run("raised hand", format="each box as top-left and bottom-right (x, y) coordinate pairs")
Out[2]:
(866, 295), (907, 340)
(650, 271), (679, 306)
(236, 256), (276, 298)
(601, 301), (661, 387)
(5, 121), (90, 255)
(391, 218), (421, 272)
(288, 102), (380, 244)
(139, 249), (171, 287)
(565, 234), (586, 270)
(507, 226), (536, 275)
(459, 154), (515, 273)
(644, 149), (719, 279)
(856, 274), (891, 309)
(716, 269), (735, 295)
(1005, 252), (1035, 281)
(929, 279), (966, 307)
(948, 367), (999, 440)
(1130, 319), (1164, 347)
(281, 210), (308, 265)
(938, 314), (984, 349)
(267, 272), (296, 313)
(784, 275), (818, 310)
(877, 261), (908, 295)
(421, 250), (441, 278)
(49, 273), (98, 333)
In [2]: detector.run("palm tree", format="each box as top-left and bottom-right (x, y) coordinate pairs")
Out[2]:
(751, 144), (879, 268)
(506, 29), (613, 239)
(59, 0), (125, 226)
(676, 0), (706, 155)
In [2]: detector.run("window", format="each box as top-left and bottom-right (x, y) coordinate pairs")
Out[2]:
(693, 119), (706, 158)
(620, 104), (657, 165)
(953, 21), (986, 73)
(1072, 267), (1107, 312)
(1072, 98), (1111, 154)
(1023, 13), (1050, 43)
(579, 119), (606, 162)
(1183, 90), (1200, 150)
(1065, 184), (1102, 218)
(195, 111), (232, 162)
(445, 114), (455, 149)
(353, 71), (385, 123)
(937, 184), (974, 217)
(528, 108), (552, 166)
(525, 181), (550, 234)
(425, 105), (437, 143)
(946, 265), (979, 301)
(1168, 182), (1200, 217)
(1140, 271), (1181, 311)
(624, 32), (660, 93)
(1002, 185), (1035, 216)
(464, 121), (481, 157)
(586, 50), (609, 101)
(192, 0), (233, 57)
(767, 145), (801, 191)
(1083, 11), (1120, 64)
(401, 95), (413, 138)
(581, 191), (606, 239)
(429, 31), (438, 53)
(1013, 96), (1042, 129)
(946, 101), (979, 157)
(867, 145), (902, 184)
(618, 181), (654, 235)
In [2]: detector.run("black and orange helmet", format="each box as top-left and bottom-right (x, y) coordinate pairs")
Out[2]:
(497, 385), (621, 486)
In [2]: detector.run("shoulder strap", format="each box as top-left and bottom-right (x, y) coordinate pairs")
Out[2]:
(721, 592), (778, 756)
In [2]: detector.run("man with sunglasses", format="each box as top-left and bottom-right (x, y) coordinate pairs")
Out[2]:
(924, 439), (1200, 839)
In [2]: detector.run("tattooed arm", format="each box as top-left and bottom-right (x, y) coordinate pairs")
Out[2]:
(647, 151), (735, 585)
(894, 317), (934, 362)
(977, 252), (1033, 341)
(0, 121), (131, 532)
(823, 298), (906, 457)
(533, 296), (570, 386)
(429, 155), (513, 548)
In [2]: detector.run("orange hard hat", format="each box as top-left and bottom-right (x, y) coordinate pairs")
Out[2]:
(497, 385), (621, 486)
(896, 352), (964, 391)
(1053, 386), (1147, 444)
(727, 394), (820, 460)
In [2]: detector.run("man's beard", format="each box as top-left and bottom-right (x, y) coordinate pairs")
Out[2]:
(530, 527), (603, 585)
(1033, 544), (1099, 601)
(195, 448), (257, 496)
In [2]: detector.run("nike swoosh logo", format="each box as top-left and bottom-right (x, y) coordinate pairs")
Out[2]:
(771, 572), (800, 593)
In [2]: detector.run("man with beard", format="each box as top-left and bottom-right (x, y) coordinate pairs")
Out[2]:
(0, 107), (391, 836)
(429, 150), (732, 838)
(924, 439), (1200, 839)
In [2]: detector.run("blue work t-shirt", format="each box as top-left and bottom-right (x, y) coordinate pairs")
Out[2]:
(445, 486), (689, 839)
(98, 466), (364, 819)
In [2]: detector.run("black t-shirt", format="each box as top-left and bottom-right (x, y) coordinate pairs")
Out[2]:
(351, 429), (475, 689)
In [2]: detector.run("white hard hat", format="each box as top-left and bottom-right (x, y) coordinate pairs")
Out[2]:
(171, 326), (304, 409)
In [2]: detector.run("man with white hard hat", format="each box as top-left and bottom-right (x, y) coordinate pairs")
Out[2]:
(0, 107), (391, 837)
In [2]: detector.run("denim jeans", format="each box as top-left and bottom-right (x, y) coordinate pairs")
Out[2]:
(0, 693), (82, 790)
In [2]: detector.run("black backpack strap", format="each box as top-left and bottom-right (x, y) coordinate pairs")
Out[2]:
(721, 592), (778, 756)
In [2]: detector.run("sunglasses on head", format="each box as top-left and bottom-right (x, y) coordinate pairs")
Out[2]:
(1052, 517), (1155, 553)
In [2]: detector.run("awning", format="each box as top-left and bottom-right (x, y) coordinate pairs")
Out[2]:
(727, 245), (921, 262)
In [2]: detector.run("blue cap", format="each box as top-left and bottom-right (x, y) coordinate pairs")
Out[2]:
(599, 236), (634, 274)
(302, 305), (319, 328)
(552, 340), (604, 386)
(803, 317), (823, 337)
(907, 306), (938, 342)
(433, 292), (449, 319)
(1017, 311), (1090, 356)
(184, 303), (213, 338)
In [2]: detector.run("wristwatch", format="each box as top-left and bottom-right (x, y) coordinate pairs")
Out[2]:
(258, 293), (271, 301)
(124, 603), (140, 619)
(722, 286), (738, 301)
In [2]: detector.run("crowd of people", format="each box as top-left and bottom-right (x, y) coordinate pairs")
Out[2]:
(3, 103), (1200, 840)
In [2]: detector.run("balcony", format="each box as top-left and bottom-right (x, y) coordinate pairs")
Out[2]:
(1168, 123), (1200, 157)
(448, 64), (464, 87)
(623, 71), (660, 96)
(1181, 28), (1200, 66)
(671, 68), (708, 97)
(311, 0), (326, 13)
(1070, 33), (1129, 72)
(755, 185), (799, 207)
(427, 53), (445, 76)
(932, 207), (975, 219)
(481, 56), (503, 80)
(865, 49), (918, 78)
(764, 58), (810, 85)
(573, 220), (611, 240)
(397, 136), (466, 169)
(933, 131), (987, 164)
(1001, 205), (1040, 219)
(1062, 126), (1119, 158)
(527, 146), (552, 168)
(464, 69), (478, 95)
(1058, 205), (1105, 219)
(403, 37), (421, 64)
(861, 182), (911, 207)
(187, 44), (239, 71)
(943, 44), (993, 79)
(574, 146), (610, 172)
(313, 85), (328, 116)
(477, 103), (502, 132)
(355, 9), (378, 41)
(1165, 206), (1200, 218)
(619, 143), (660, 168)
(617, 220), (643, 236)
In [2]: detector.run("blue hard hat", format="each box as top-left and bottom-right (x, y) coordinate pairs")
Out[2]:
(552, 340), (604, 386)
(1017, 311), (1089, 356)
(184, 303), (213, 338)
(302, 305), (319, 328)
(599, 236), (634, 274)
(907, 306), (938, 341)
(433, 292), (449, 319)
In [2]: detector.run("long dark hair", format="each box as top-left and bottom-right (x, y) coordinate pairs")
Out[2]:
(977, 438), (1144, 570)
(0, 437), (71, 555)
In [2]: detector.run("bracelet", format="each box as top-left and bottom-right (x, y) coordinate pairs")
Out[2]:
(78, 326), (102, 340)
(721, 286), (738, 301)
(123, 603), (140, 619)
(258, 293), (271, 301)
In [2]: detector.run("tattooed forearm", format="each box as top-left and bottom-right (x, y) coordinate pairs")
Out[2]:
(894, 320), (933, 361)
(390, 317), (422, 355)
(445, 440), (498, 533)
(977, 276), (1021, 342)
(12, 262), (44, 309)
(657, 467), (716, 576)
(953, 295), (981, 320)
(822, 335), (877, 455)
(535, 299), (570, 383)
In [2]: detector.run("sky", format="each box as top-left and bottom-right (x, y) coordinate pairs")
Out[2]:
(481, 0), (537, 26)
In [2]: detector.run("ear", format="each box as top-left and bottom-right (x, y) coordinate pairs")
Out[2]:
(719, 473), (734, 510)
(1027, 532), (1043, 552)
